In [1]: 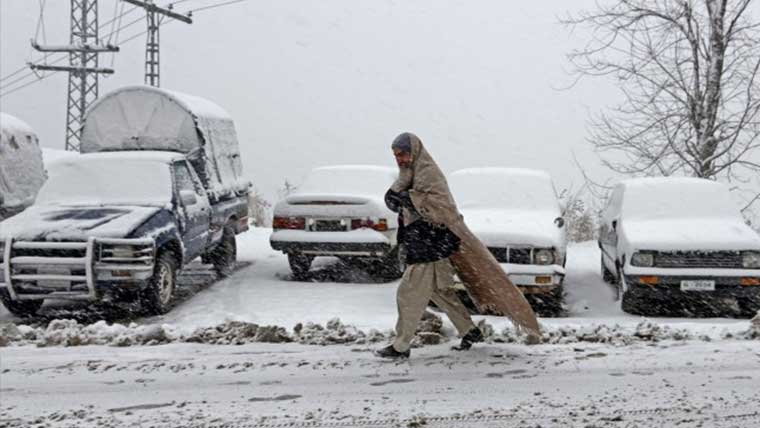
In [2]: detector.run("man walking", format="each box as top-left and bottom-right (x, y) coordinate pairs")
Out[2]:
(376, 132), (483, 359)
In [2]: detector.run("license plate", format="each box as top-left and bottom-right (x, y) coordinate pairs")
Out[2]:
(680, 280), (715, 291)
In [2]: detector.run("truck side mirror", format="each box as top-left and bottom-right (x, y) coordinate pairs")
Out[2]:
(554, 217), (565, 228)
(180, 190), (197, 206)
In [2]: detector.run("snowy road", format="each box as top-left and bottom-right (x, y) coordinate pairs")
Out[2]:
(1, 228), (760, 427)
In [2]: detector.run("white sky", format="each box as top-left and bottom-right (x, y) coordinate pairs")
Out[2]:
(0, 0), (706, 205)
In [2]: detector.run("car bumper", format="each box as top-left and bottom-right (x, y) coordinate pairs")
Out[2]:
(270, 229), (394, 257)
(624, 274), (760, 302)
(0, 237), (155, 301)
(271, 240), (393, 257)
(453, 264), (565, 294)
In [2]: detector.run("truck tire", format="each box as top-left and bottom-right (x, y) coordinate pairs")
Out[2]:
(140, 251), (177, 315)
(288, 253), (312, 279)
(0, 289), (43, 318)
(210, 226), (237, 278)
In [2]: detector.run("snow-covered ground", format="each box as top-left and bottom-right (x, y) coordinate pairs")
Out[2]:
(1, 228), (759, 427)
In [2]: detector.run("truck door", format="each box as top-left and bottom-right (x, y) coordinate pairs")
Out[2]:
(173, 161), (211, 262)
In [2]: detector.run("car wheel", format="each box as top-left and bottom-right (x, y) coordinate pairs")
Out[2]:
(210, 225), (237, 278)
(621, 288), (647, 315)
(288, 253), (313, 278)
(530, 287), (565, 317)
(140, 251), (177, 315)
(375, 246), (406, 280)
(0, 289), (43, 318)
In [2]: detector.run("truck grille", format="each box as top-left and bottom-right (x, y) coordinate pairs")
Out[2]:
(654, 251), (743, 269)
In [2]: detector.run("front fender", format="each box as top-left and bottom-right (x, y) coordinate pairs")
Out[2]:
(127, 209), (183, 254)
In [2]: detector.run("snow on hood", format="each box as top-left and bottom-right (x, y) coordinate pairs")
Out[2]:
(623, 218), (760, 252)
(461, 208), (563, 248)
(0, 205), (162, 241)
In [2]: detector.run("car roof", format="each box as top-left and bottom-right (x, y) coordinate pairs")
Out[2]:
(451, 167), (552, 180)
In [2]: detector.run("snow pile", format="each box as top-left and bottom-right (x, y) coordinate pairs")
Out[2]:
(3, 316), (758, 348)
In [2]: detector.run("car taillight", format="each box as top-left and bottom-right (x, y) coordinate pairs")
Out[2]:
(373, 218), (389, 231)
(273, 216), (305, 230)
(351, 218), (389, 231)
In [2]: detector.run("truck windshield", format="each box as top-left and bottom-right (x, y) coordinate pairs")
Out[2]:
(36, 158), (173, 207)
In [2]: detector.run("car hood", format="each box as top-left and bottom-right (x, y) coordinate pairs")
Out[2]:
(623, 218), (760, 252)
(0, 204), (162, 242)
(460, 208), (564, 248)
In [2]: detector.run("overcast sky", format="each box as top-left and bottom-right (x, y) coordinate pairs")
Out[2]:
(0, 0), (665, 204)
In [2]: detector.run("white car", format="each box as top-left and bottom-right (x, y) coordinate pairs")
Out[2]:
(599, 177), (760, 317)
(449, 168), (567, 315)
(0, 112), (46, 220)
(270, 165), (402, 278)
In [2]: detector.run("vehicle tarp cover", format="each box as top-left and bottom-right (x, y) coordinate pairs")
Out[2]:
(0, 112), (46, 211)
(80, 85), (247, 199)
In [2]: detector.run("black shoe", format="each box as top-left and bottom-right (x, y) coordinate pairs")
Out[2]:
(452, 328), (484, 351)
(375, 344), (410, 359)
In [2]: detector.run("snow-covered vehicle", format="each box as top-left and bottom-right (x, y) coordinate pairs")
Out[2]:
(599, 177), (760, 317)
(0, 113), (46, 220)
(0, 86), (250, 317)
(270, 165), (402, 278)
(449, 168), (567, 315)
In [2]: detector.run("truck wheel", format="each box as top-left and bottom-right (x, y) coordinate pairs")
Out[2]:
(534, 287), (565, 317)
(0, 289), (43, 318)
(288, 253), (312, 279)
(140, 251), (177, 315)
(211, 226), (237, 278)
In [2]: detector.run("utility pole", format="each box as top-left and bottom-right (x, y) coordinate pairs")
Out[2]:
(30, 0), (119, 152)
(122, 0), (192, 87)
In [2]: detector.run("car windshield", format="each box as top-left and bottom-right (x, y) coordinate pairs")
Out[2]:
(449, 169), (559, 212)
(622, 179), (741, 220)
(296, 166), (397, 198)
(35, 158), (173, 207)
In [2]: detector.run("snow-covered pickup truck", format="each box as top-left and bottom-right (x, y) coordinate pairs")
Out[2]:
(599, 178), (760, 317)
(449, 168), (567, 315)
(0, 86), (250, 317)
(270, 165), (402, 279)
(0, 112), (46, 221)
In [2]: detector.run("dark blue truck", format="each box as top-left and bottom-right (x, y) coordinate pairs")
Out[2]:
(0, 86), (250, 316)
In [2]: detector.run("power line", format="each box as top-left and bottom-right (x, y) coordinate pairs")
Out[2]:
(0, 2), (139, 85)
(189, 0), (247, 14)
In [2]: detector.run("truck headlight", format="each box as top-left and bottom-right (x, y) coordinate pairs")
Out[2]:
(631, 252), (654, 267)
(743, 251), (760, 269)
(534, 249), (555, 265)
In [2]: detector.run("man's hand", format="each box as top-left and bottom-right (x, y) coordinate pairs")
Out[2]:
(384, 189), (402, 213)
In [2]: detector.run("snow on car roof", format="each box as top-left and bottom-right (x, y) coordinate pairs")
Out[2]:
(0, 112), (35, 134)
(619, 177), (741, 220)
(450, 167), (559, 212)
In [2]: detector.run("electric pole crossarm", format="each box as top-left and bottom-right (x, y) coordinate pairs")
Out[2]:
(30, 64), (115, 74)
(32, 41), (119, 53)
(121, 0), (193, 23)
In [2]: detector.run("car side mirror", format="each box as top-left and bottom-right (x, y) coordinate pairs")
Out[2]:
(611, 219), (618, 230)
(180, 190), (197, 206)
(554, 217), (565, 228)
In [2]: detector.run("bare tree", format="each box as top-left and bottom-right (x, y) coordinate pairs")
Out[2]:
(564, 0), (760, 185)
(248, 188), (272, 227)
